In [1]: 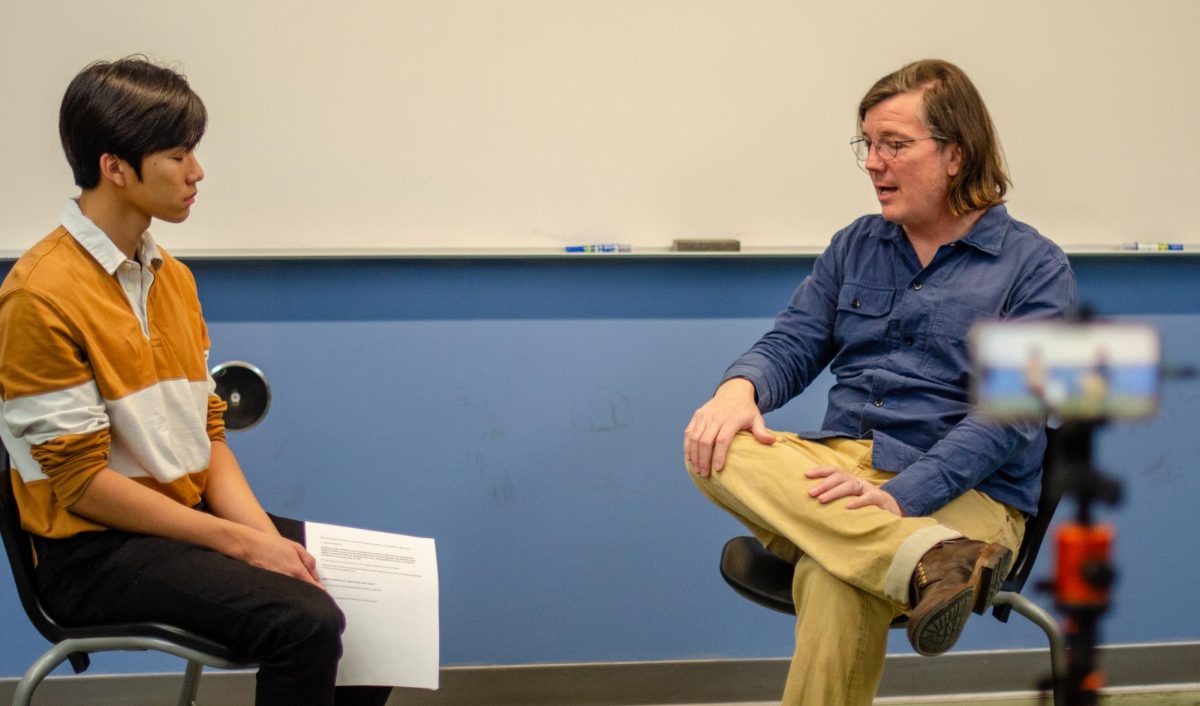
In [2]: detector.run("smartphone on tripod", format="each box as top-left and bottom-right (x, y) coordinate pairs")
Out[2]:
(970, 319), (1160, 422)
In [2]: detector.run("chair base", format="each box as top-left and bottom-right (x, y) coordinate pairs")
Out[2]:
(993, 590), (1066, 706)
(12, 636), (253, 706)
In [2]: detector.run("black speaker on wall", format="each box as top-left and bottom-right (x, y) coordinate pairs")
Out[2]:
(210, 361), (271, 432)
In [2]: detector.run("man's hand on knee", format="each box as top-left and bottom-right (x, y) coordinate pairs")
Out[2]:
(684, 379), (775, 477)
(805, 467), (903, 516)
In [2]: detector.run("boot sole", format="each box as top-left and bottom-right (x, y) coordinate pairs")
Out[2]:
(909, 586), (974, 656)
(909, 545), (1014, 656)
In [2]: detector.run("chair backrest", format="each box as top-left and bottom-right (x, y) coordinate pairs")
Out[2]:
(992, 427), (1063, 620)
(0, 444), (78, 647)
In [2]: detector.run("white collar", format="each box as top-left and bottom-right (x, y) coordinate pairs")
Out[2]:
(60, 198), (164, 274)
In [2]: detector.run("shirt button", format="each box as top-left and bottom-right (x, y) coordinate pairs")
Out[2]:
(851, 298), (861, 308)
(904, 336), (915, 346)
(874, 398), (884, 407)
(913, 282), (923, 290)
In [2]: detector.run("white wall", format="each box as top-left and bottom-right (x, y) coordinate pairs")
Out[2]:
(1, 0), (1197, 255)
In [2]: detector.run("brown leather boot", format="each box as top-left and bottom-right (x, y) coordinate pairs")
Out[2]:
(906, 539), (1012, 657)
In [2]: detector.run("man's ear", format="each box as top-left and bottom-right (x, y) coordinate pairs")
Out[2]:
(945, 143), (963, 178)
(98, 153), (129, 188)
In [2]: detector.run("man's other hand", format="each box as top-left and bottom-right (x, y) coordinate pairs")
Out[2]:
(805, 466), (903, 515)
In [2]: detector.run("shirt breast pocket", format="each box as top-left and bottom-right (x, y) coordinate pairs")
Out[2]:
(922, 302), (990, 385)
(835, 282), (895, 347)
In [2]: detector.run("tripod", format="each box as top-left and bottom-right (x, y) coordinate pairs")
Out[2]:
(1044, 421), (1121, 706)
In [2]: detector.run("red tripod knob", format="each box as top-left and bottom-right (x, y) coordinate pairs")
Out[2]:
(1055, 523), (1114, 607)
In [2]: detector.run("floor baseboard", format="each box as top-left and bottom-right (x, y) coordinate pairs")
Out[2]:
(1, 642), (1195, 706)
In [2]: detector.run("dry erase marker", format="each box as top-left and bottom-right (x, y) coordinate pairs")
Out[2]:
(564, 243), (632, 253)
(1121, 242), (1183, 251)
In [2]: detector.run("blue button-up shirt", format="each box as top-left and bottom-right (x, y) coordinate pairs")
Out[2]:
(724, 205), (1076, 517)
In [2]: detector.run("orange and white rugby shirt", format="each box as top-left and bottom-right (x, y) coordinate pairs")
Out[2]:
(0, 200), (226, 538)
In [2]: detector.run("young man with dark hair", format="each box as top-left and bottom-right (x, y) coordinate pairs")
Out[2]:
(684, 59), (1076, 705)
(0, 56), (391, 706)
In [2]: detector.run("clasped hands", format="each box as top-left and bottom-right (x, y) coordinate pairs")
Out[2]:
(230, 524), (324, 589)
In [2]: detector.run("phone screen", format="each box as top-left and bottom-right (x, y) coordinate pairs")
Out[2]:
(970, 320), (1160, 421)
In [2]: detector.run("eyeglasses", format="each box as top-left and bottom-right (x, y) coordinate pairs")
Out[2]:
(850, 135), (945, 165)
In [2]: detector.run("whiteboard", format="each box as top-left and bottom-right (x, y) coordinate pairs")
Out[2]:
(1, 0), (1197, 256)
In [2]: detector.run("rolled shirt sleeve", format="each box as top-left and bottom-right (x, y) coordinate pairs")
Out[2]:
(0, 289), (114, 508)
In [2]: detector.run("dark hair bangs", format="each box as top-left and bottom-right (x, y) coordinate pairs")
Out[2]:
(144, 89), (207, 154)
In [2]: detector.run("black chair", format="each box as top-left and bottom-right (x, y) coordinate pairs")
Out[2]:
(0, 443), (255, 706)
(719, 430), (1066, 704)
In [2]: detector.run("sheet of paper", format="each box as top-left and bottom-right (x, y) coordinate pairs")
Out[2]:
(305, 521), (439, 689)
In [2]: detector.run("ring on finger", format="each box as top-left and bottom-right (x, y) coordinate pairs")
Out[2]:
(855, 480), (864, 494)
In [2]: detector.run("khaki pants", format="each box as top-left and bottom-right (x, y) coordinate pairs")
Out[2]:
(690, 431), (1024, 706)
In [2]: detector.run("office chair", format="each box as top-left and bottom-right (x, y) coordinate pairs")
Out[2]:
(718, 430), (1066, 705)
(0, 443), (255, 706)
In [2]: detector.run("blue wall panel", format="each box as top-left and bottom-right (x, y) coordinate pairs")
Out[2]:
(0, 256), (1197, 677)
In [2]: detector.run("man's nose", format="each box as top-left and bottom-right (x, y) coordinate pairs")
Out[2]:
(187, 153), (204, 183)
(864, 143), (886, 172)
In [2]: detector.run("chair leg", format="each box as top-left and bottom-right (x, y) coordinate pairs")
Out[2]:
(993, 590), (1066, 706)
(12, 642), (78, 706)
(177, 660), (204, 706)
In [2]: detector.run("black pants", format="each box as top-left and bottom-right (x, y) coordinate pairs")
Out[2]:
(35, 514), (392, 706)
